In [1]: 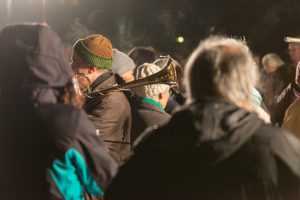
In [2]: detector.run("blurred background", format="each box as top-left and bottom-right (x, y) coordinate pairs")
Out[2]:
(1, 0), (300, 63)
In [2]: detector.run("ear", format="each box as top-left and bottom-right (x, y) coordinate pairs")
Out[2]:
(87, 66), (97, 74)
(158, 93), (163, 100)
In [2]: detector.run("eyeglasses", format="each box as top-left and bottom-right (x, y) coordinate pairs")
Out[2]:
(73, 72), (92, 95)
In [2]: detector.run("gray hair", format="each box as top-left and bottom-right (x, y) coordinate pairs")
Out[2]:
(185, 36), (258, 105)
(261, 53), (285, 69)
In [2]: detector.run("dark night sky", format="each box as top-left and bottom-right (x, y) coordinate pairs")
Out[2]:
(1, 0), (300, 62)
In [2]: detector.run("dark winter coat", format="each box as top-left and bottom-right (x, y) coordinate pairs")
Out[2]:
(84, 72), (132, 164)
(260, 66), (291, 112)
(105, 98), (300, 200)
(271, 82), (300, 126)
(131, 97), (170, 142)
(0, 24), (117, 200)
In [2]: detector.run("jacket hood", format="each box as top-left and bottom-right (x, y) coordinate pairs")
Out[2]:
(188, 99), (257, 139)
(0, 23), (72, 104)
(135, 98), (262, 165)
(177, 98), (262, 163)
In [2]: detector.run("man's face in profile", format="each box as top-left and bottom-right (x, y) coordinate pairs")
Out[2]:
(288, 42), (300, 65)
(71, 53), (91, 91)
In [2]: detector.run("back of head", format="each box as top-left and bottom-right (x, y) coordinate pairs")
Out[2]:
(73, 34), (113, 69)
(112, 49), (135, 76)
(133, 63), (170, 98)
(0, 23), (72, 103)
(185, 36), (258, 106)
(262, 53), (284, 71)
(128, 46), (157, 68)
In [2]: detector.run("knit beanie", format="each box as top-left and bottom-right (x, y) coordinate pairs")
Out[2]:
(133, 63), (170, 98)
(73, 34), (113, 69)
(112, 49), (136, 75)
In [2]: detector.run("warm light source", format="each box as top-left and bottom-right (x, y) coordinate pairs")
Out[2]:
(177, 36), (184, 43)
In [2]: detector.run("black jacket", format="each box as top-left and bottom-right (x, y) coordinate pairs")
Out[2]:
(0, 24), (117, 200)
(271, 82), (300, 126)
(105, 98), (300, 200)
(84, 72), (132, 164)
(131, 97), (170, 142)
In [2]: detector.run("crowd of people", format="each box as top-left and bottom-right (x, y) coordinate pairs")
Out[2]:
(1, 22), (300, 200)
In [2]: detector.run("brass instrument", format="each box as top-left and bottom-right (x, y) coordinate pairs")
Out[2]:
(74, 56), (180, 99)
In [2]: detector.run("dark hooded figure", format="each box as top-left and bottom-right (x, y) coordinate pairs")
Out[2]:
(105, 36), (300, 200)
(0, 23), (117, 200)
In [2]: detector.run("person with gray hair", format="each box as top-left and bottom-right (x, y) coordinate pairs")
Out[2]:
(262, 53), (284, 73)
(185, 37), (258, 107)
(130, 63), (171, 142)
(105, 36), (300, 200)
(260, 53), (290, 114)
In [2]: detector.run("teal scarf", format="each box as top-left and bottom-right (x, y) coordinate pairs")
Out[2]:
(139, 97), (165, 113)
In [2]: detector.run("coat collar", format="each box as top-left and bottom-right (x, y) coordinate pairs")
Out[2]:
(90, 71), (116, 91)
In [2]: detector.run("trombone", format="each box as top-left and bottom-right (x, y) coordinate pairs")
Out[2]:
(74, 56), (180, 99)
